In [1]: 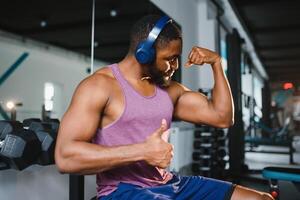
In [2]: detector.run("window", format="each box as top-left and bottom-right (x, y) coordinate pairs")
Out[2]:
(44, 82), (54, 111)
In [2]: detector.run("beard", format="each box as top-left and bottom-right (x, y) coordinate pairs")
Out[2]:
(142, 64), (172, 87)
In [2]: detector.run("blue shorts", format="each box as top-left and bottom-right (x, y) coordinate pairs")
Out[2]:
(99, 174), (235, 200)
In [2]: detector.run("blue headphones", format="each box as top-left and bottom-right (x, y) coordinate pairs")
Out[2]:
(135, 16), (172, 64)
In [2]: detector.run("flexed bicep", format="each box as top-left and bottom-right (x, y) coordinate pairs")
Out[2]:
(174, 91), (223, 127)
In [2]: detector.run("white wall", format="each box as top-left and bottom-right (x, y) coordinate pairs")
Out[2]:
(151, 0), (199, 91)
(0, 31), (106, 121)
(197, 0), (218, 89)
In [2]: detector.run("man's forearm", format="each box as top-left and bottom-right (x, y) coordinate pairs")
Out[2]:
(211, 59), (234, 126)
(55, 141), (146, 175)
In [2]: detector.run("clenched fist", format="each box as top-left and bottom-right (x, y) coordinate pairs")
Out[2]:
(184, 46), (221, 67)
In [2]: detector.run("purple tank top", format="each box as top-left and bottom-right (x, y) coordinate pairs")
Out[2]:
(93, 64), (174, 198)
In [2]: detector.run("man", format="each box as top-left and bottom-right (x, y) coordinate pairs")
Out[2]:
(55, 15), (273, 200)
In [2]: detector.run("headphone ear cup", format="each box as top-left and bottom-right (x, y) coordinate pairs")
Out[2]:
(135, 42), (155, 64)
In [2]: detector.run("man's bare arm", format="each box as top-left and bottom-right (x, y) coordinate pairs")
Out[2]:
(173, 47), (234, 128)
(55, 73), (173, 174)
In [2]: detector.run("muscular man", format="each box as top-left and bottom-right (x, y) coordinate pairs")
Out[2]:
(55, 15), (273, 200)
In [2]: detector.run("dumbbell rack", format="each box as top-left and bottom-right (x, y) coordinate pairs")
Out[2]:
(0, 118), (84, 200)
(192, 125), (228, 179)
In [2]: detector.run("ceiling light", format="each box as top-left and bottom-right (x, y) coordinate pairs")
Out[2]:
(110, 9), (117, 17)
(6, 101), (15, 110)
(40, 20), (47, 27)
(283, 82), (293, 90)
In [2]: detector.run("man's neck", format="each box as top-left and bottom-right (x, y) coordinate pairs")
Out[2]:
(118, 55), (149, 81)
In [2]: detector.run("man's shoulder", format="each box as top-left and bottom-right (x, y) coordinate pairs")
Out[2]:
(94, 66), (114, 78)
(76, 66), (115, 96)
(164, 81), (188, 102)
(166, 81), (187, 92)
(88, 66), (115, 85)
(168, 81), (181, 88)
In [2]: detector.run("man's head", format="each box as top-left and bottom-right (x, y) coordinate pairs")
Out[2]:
(128, 15), (182, 87)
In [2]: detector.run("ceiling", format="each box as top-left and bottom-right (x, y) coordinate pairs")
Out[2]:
(229, 0), (300, 87)
(0, 0), (163, 63)
(1, 0), (299, 87)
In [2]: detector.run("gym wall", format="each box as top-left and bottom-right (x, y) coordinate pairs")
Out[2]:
(0, 32), (106, 121)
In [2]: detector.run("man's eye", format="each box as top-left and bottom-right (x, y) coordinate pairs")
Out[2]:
(169, 58), (177, 63)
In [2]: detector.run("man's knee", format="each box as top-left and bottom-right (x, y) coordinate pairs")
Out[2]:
(231, 185), (274, 200)
(246, 192), (274, 200)
(261, 192), (274, 200)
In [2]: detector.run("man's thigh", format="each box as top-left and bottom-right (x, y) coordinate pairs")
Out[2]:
(101, 182), (173, 200)
(170, 175), (234, 200)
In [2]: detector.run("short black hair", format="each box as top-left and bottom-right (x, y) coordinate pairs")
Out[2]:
(128, 15), (182, 54)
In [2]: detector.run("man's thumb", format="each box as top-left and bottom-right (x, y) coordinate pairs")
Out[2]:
(158, 119), (167, 134)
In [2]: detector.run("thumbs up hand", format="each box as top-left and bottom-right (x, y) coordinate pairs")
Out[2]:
(143, 119), (174, 169)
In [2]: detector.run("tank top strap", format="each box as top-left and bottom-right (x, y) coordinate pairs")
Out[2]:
(110, 63), (158, 99)
(110, 63), (128, 87)
(110, 63), (138, 96)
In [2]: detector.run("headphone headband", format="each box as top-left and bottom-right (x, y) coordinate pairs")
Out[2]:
(135, 15), (172, 64)
(144, 16), (172, 49)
